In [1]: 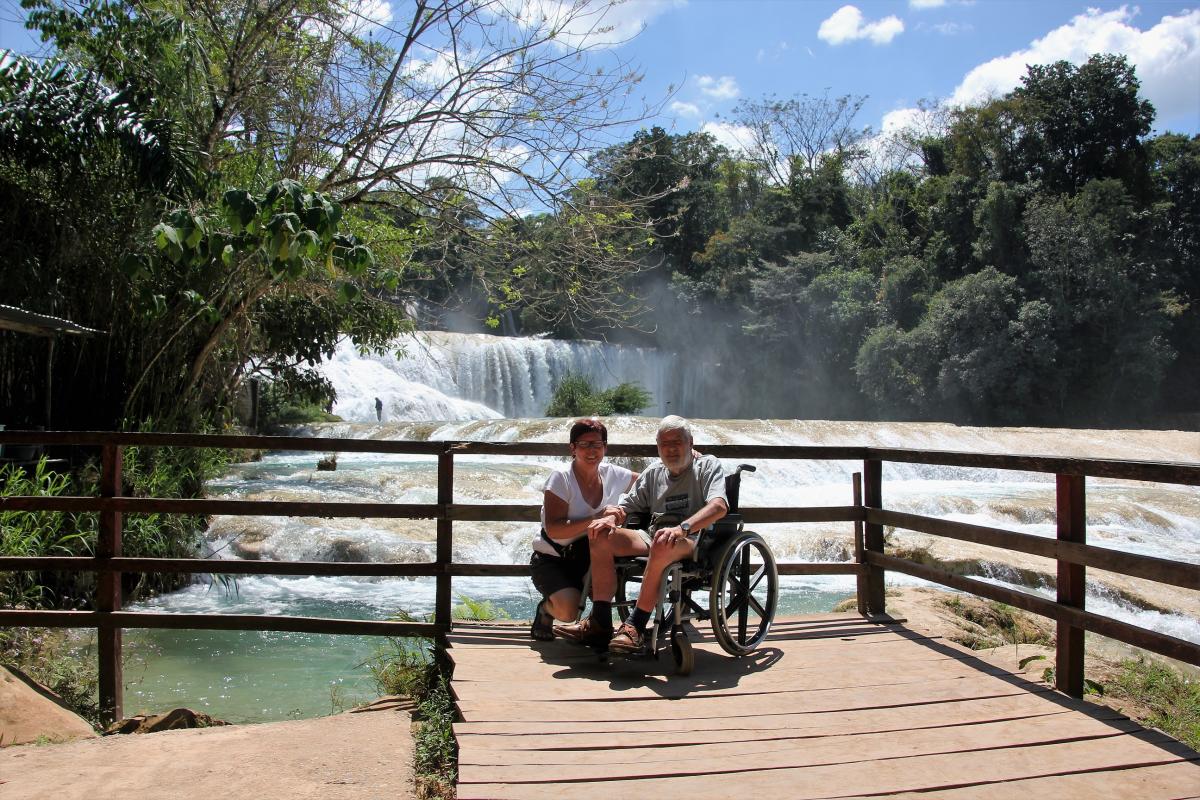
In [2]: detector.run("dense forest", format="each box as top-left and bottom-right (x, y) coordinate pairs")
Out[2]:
(1, 0), (1196, 430)
(508, 56), (1199, 426)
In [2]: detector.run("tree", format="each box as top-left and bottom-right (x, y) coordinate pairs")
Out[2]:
(1013, 54), (1154, 197)
(732, 90), (867, 186)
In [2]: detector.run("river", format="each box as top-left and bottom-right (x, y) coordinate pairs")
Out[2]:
(120, 334), (1200, 723)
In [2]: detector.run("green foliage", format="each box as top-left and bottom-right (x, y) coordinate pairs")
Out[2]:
(0, 627), (100, 728)
(1107, 657), (1200, 751)
(0, 443), (229, 609)
(0, 459), (92, 608)
(545, 372), (652, 417)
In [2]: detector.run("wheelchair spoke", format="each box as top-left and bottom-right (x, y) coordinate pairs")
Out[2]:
(709, 531), (779, 656)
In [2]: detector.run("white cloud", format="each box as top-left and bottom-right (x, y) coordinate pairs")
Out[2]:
(697, 75), (740, 100)
(949, 6), (1200, 127)
(669, 100), (702, 118)
(507, 0), (684, 48)
(931, 22), (971, 36)
(818, 5), (904, 46)
(700, 121), (756, 154)
(910, 0), (946, 7)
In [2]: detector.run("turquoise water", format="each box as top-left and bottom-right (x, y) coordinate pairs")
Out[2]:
(122, 575), (851, 723)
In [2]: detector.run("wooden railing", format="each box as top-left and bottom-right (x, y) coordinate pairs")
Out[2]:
(1, 430), (1197, 724)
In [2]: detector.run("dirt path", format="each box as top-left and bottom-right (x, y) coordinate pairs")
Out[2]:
(0, 704), (415, 800)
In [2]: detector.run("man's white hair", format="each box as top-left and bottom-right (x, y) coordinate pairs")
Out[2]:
(657, 415), (693, 441)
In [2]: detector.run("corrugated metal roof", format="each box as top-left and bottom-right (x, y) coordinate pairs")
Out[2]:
(0, 304), (103, 336)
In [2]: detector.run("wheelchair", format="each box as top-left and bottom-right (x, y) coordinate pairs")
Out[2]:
(582, 464), (779, 675)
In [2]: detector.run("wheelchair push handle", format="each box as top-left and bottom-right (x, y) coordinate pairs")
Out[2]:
(725, 463), (756, 514)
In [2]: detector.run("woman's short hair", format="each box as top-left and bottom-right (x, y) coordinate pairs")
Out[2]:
(569, 417), (608, 444)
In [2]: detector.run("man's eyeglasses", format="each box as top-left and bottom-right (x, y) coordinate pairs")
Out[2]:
(574, 441), (606, 450)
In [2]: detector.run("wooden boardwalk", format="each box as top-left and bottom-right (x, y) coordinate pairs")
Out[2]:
(448, 614), (1200, 799)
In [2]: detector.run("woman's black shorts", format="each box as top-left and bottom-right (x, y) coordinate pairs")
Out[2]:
(530, 540), (590, 598)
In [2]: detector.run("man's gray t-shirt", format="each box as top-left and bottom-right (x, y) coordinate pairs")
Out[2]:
(618, 454), (727, 525)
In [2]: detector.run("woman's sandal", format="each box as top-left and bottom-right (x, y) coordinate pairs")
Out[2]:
(530, 599), (555, 641)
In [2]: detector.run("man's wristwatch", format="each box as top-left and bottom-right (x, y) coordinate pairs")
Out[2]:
(680, 521), (691, 536)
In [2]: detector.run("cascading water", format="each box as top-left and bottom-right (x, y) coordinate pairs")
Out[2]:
(320, 332), (681, 421)
(127, 333), (1200, 723)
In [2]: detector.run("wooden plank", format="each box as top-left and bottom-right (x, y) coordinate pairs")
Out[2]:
(0, 609), (444, 636)
(0, 496), (443, 518)
(869, 508), (1200, 589)
(455, 710), (1103, 752)
(458, 714), (1151, 769)
(863, 458), (885, 614)
(1057, 472), (1087, 698)
(885, 761), (1200, 799)
(436, 449), (454, 626)
(450, 658), (1030, 702)
(454, 673), (1053, 722)
(452, 691), (1110, 738)
(457, 734), (1195, 797)
(868, 552), (1200, 666)
(1, 431), (1195, 484)
(96, 443), (123, 725)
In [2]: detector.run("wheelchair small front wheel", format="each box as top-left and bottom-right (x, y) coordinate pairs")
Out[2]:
(709, 530), (778, 656)
(671, 627), (694, 675)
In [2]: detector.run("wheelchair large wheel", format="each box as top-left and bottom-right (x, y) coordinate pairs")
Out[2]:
(709, 530), (778, 656)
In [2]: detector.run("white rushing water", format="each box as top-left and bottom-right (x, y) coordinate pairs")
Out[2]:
(127, 333), (1200, 722)
(321, 332), (681, 421)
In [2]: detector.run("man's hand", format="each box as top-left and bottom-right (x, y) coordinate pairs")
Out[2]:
(653, 526), (687, 547)
(587, 515), (617, 541)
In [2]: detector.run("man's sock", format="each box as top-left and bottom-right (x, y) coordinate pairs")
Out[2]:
(590, 600), (613, 629)
(629, 607), (651, 634)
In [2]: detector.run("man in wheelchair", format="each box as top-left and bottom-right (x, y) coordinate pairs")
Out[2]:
(554, 415), (728, 654)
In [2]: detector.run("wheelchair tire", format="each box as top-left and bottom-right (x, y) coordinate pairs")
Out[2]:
(708, 530), (778, 656)
(671, 627), (694, 676)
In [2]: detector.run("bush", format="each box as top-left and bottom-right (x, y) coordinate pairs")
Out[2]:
(545, 371), (652, 416)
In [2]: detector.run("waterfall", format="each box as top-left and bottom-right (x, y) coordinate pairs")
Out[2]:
(321, 332), (679, 421)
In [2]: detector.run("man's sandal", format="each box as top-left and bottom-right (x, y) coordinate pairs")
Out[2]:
(530, 599), (555, 641)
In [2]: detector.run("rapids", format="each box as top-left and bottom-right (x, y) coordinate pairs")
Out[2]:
(124, 333), (1199, 723)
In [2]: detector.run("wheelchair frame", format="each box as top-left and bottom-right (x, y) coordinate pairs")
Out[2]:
(582, 464), (780, 675)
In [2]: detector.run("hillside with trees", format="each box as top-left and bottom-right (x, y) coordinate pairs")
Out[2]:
(1, 0), (1194, 429)
(493, 55), (1198, 427)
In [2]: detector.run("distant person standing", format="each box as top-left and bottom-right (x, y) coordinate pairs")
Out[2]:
(374, 397), (383, 421)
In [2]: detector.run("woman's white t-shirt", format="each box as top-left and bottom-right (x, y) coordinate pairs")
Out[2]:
(533, 462), (635, 556)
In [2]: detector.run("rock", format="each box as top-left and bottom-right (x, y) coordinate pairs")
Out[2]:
(105, 708), (228, 735)
(0, 666), (97, 747)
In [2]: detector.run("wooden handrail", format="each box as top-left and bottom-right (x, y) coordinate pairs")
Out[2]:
(1, 430), (1197, 720)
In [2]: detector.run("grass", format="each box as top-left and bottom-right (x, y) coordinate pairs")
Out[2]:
(935, 592), (1198, 752)
(0, 626), (100, 729)
(364, 598), (508, 799)
(1101, 657), (1200, 751)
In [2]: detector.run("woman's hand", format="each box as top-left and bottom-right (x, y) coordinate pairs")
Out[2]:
(601, 505), (626, 526)
(587, 514), (617, 541)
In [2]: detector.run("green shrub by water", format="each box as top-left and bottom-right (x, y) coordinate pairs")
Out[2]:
(545, 371), (651, 417)
(1, 443), (231, 609)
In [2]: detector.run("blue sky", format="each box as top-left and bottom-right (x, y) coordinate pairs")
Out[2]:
(617, 1), (1200, 146)
(3, 0), (1197, 147)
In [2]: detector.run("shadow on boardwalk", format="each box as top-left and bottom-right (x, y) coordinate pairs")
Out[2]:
(449, 613), (1200, 800)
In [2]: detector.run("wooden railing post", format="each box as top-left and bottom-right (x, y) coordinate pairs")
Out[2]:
(437, 447), (454, 629)
(862, 459), (885, 616)
(97, 444), (123, 725)
(1056, 473), (1086, 698)
(852, 472), (867, 616)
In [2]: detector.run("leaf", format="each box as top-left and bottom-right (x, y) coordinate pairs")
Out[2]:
(153, 222), (181, 251)
(1018, 654), (1047, 670)
(337, 282), (361, 303)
